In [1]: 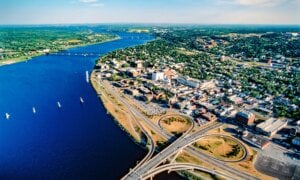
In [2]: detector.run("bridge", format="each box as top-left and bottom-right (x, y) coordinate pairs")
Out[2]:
(123, 123), (223, 180)
(49, 52), (102, 57)
(142, 163), (235, 180)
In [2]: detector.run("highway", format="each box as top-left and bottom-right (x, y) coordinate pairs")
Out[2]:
(95, 77), (258, 180)
(142, 163), (237, 180)
(123, 123), (222, 180)
(130, 107), (155, 170)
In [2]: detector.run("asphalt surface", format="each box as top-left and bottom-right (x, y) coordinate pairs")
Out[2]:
(99, 79), (259, 180)
(255, 155), (300, 180)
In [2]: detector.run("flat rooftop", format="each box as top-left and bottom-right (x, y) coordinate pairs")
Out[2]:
(242, 131), (270, 149)
(256, 118), (287, 133)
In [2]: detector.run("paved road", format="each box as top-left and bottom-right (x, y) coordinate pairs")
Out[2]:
(123, 123), (223, 180)
(95, 76), (155, 169)
(143, 163), (236, 180)
(97, 78), (258, 180)
(131, 109), (155, 170)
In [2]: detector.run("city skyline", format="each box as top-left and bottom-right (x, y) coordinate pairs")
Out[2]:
(0, 0), (300, 25)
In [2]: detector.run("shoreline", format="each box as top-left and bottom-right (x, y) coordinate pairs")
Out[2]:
(89, 55), (272, 180)
(89, 71), (206, 180)
(90, 71), (143, 145)
(0, 36), (120, 67)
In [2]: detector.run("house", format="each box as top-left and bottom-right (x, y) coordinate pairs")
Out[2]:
(134, 60), (143, 68)
(228, 95), (243, 105)
(201, 112), (217, 121)
(126, 68), (140, 77)
(152, 71), (164, 81)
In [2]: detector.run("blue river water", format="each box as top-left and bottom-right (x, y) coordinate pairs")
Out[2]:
(0, 32), (182, 180)
(0, 32), (140, 179)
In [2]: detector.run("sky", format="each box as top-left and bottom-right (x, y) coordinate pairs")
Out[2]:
(0, 0), (299, 25)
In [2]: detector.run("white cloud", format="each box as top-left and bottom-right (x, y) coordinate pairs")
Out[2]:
(79, 0), (98, 3)
(219, 0), (287, 7)
(91, 3), (104, 7)
(77, 0), (104, 7)
(237, 0), (285, 6)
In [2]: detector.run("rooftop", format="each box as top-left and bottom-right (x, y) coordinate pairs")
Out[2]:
(256, 118), (288, 134)
(242, 131), (270, 149)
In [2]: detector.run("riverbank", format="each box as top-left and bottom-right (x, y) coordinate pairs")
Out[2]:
(0, 36), (120, 67)
(90, 71), (143, 144)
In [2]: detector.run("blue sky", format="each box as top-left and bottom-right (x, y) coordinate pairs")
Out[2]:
(0, 0), (299, 24)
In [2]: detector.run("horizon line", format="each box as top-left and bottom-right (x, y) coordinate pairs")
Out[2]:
(1, 22), (300, 27)
(0, 22), (300, 28)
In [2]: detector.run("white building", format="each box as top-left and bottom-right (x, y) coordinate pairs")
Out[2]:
(152, 71), (165, 81)
(177, 76), (200, 88)
(256, 118), (288, 137)
(43, 49), (50, 53)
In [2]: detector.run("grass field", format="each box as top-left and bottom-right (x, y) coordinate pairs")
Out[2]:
(194, 135), (245, 161)
(160, 116), (192, 136)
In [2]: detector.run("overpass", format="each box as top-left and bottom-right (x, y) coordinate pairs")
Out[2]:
(122, 122), (223, 180)
(95, 77), (258, 180)
(142, 163), (236, 180)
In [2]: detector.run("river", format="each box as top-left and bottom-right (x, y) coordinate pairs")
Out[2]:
(0, 31), (182, 180)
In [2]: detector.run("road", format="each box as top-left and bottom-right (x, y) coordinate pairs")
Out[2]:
(123, 122), (223, 180)
(96, 77), (258, 180)
(130, 107), (155, 170)
(143, 163), (237, 180)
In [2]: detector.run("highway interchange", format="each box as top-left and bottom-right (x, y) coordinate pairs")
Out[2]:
(95, 77), (259, 180)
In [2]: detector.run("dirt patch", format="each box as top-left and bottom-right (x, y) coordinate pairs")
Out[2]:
(160, 116), (192, 136)
(194, 135), (245, 161)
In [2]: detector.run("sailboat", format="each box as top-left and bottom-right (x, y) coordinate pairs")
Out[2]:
(5, 113), (10, 120)
(57, 101), (62, 108)
(86, 71), (89, 83)
(32, 107), (36, 114)
(80, 97), (84, 104)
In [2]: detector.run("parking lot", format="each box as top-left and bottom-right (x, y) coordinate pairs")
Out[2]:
(262, 143), (300, 165)
(255, 142), (300, 179)
(130, 96), (167, 116)
(255, 155), (300, 179)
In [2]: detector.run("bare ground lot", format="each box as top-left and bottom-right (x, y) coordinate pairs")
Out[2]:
(194, 135), (245, 162)
(160, 116), (192, 136)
